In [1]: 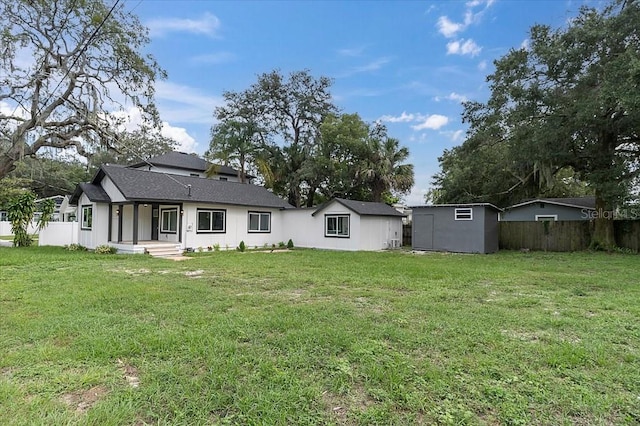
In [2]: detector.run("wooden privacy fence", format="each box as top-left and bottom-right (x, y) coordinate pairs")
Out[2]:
(402, 224), (412, 247)
(499, 220), (640, 252)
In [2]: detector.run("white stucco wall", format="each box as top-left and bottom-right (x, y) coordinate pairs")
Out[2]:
(360, 216), (402, 250)
(101, 176), (126, 203)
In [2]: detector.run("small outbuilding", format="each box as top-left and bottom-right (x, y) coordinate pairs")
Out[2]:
(500, 197), (595, 221)
(411, 203), (501, 254)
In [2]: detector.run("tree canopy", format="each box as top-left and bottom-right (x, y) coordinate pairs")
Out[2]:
(0, 0), (165, 179)
(209, 70), (414, 207)
(432, 0), (640, 248)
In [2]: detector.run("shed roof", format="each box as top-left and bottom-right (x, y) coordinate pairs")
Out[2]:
(411, 203), (502, 211)
(505, 197), (596, 210)
(313, 198), (405, 217)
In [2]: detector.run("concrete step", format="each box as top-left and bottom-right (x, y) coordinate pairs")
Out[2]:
(144, 244), (182, 258)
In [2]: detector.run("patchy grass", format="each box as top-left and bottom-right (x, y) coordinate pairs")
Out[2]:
(1, 246), (639, 425)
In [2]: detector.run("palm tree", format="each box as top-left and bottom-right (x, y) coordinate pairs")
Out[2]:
(356, 128), (414, 203)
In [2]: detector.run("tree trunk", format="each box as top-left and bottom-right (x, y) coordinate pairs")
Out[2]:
(590, 191), (616, 250)
(305, 185), (317, 207)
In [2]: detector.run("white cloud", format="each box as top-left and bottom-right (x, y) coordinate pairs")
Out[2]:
(446, 39), (482, 57)
(161, 123), (197, 152)
(340, 57), (392, 77)
(520, 38), (530, 50)
(379, 111), (416, 123)
(337, 46), (366, 57)
(146, 12), (221, 38)
(411, 114), (449, 131)
(441, 129), (465, 142)
(155, 81), (223, 124)
(437, 16), (465, 38)
(478, 60), (488, 71)
(446, 92), (468, 103)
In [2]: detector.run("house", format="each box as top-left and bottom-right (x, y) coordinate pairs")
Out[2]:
(36, 195), (76, 222)
(411, 203), (501, 254)
(283, 198), (404, 251)
(500, 197), (595, 221)
(69, 152), (404, 254)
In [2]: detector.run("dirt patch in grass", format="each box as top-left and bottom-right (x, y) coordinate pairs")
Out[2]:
(117, 359), (140, 388)
(322, 384), (378, 424)
(61, 385), (108, 413)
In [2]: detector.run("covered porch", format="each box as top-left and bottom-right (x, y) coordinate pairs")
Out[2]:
(108, 202), (184, 246)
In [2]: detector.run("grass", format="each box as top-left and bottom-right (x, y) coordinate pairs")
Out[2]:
(1, 247), (639, 425)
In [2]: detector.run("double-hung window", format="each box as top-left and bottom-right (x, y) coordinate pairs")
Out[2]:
(81, 205), (93, 230)
(197, 209), (225, 233)
(325, 214), (350, 238)
(454, 208), (473, 221)
(248, 211), (270, 233)
(161, 208), (178, 233)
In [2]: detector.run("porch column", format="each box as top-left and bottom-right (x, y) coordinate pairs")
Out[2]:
(117, 205), (123, 243)
(133, 202), (139, 245)
(178, 203), (183, 243)
(108, 204), (112, 242)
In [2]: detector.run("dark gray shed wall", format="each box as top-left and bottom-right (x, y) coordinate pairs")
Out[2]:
(501, 203), (592, 221)
(413, 206), (497, 253)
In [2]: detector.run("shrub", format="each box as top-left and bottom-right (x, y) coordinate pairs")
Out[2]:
(66, 243), (87, 252)
(95, 244), (117, 254)
(287, 239), (294, 249)
(278, 241), (286, 248)
(237, 240), (246, 252)
(197, 246), (203, 253)
(213, 243), (220, 252)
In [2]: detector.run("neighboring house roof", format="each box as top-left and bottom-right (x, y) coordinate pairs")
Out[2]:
(71, 183), (112, 204)
(74, 165), (292, 209)
(313, 198), (405, 217)
(411, 203), (503, 211)
(505, 196), (596, 210)
(130, 151), (244, 177)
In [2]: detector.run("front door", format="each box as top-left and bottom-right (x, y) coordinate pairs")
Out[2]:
(151, 204), (159, 240)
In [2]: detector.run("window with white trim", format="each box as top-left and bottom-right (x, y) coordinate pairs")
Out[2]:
(454, 208), (473, 221)
(81, 205), (93, 230)
(248, 211), (270, 232)
(535, 215), (557, 222)
(161, 208), (178, 233)
(325, 214), (350, 237)
(197, 209), (225, 233)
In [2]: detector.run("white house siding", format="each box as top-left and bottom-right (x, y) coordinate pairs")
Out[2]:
(181, 204), (284, 250)
(134, 166), (242, 182)
(101, 176), (126, 203)
(77, 194), (109, 249)
(360, 216), (402, 250)
(281, 203), (364, 251)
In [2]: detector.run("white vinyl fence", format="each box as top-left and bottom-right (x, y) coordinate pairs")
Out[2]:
(0, 221), (38, 236)
(38, 222), (78, 246)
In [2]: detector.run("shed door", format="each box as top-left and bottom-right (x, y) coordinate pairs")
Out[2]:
(413, 214), (434, 250)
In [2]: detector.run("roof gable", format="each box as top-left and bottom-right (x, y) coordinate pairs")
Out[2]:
(506, 197), (596, 210)
(313, 198), (405, 217)
(129, 151), (242, 177)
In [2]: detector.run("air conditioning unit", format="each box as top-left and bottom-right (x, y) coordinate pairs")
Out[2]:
(389, 238), (401, 249)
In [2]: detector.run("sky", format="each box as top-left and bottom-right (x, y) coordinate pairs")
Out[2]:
(125, 0), (604, 205)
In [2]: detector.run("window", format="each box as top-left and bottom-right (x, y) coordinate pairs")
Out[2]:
(197, 209), (225, 233)
(455, 208), (473, 221)
(161, 208), (178, 233)
(190, 173), (200, 177)
(535, 215), (557, 222)
(248, 212), (270, 232)
(219, 177), (228, 181)
(325, 214), (350, 238)
(81, 205), (93, 230)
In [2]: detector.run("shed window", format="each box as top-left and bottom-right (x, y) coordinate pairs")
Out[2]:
(455, 208), (473, 221)
(197, 209), (225, 233)
(81, 205), (93, 230)
(248, 212), (270, 232)
(535, 215), (557, 222)
(161, 208), (178, 233)
(325, 214), (350, 237)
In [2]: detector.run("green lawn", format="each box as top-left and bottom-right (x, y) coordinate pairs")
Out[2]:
(1, 247), (638, 425)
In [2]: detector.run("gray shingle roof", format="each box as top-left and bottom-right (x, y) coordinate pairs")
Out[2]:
(70, 183), (111, 205)
(506, 196), (596, 210)
(102, 165), (292, 209)
(313, 198), (405, 217)
(130, 151), (240, 176)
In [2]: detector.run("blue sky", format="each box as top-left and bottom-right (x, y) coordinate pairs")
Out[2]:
(129, 0), (602, 205)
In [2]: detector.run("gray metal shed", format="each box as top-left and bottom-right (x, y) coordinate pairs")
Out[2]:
(411, 203), (501, 253)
